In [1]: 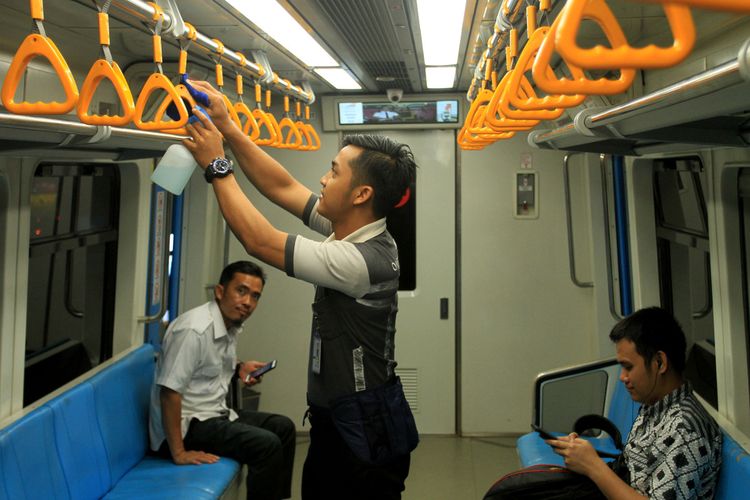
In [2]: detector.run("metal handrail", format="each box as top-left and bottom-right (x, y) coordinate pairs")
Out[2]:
(600, 154), (623, 321)
(107, 0), (313, 104)
(138, 192), (172, 323)
(563, 153), (593, 288)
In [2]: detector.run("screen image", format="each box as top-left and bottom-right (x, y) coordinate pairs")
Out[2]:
(338, 100), (459, 125)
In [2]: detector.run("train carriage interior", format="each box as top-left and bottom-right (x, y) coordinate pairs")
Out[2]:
(2, 0), (750, 498)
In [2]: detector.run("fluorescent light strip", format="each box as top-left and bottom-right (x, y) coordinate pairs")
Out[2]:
(416, 0), (468, 66)
(225, 0), (337, 67)
(425, 66), (456, 89)
(314, 68), (362, 90)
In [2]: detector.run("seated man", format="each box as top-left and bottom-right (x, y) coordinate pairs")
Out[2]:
(149, 260), (295, 500)
(549, 307), (722, 499)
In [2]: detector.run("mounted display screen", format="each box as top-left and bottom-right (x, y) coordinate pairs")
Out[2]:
(338, 99), (460, 125)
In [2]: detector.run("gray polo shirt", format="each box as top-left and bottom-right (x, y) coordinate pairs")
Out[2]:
(148, 300), (241, 451)
(285, 195), (401, 407)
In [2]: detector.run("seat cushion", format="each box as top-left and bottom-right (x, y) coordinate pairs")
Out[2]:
(715, 432), (750, 500)
(103, 456), (241, 500)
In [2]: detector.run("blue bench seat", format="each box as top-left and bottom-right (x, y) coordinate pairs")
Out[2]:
(0, 344), (240, 499)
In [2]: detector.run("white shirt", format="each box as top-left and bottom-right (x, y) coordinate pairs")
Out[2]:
(148, 301), (242, 451)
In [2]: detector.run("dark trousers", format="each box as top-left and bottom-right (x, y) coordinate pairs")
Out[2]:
(301, 409), (410, 500)
(184, 410), (296, 500)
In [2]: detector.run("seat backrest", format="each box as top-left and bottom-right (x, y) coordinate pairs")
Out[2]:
(0, 406), (70, 499)
(606, 380), (640, 441)
(715, 431), (750, 499)
(88, 344), (155, 485)
(48, 382), (111, 500)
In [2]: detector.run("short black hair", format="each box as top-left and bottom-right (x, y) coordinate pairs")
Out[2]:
(219, 260), (266, 287)
(341, 134), (417, 218)
(609, 307), (687, 374)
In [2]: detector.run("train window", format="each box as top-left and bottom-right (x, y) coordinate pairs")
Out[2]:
(386, 177), (416, 291)
(653, 157), (715, 407)
(25, 164), (119, 406)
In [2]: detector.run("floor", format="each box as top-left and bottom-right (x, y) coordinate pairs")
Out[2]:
(286, 434), (521, 500)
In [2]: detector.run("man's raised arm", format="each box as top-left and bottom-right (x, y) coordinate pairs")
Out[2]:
(187, 80), (313, 219)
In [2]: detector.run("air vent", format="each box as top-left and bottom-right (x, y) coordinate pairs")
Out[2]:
(315, 0), (415, 93)
(396, 367), (419, 413)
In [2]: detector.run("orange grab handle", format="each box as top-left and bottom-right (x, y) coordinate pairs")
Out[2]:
(293, 121), (312, 151)
(1, 34), (79, 115)
(532, 12), (635, 96)
(279, 116), (302, 149)
(555, 0), (695, 70)
(484, 73), (540, 130)
(77, 60), (135, 126)
(98, 12), (110, 46)
(178, 49), (188, 74)
(221, 94), (242, 130)
(305, 123), (321, 151)
(499, 73), (565, 120)
(507, 28), (586, 111)
(265, 112), (284, 147)
(252, 108), (279, 146)
(637, 0), (750, 12)
(235, 100), (261, 140)
(134, 73), (188, 130)
(153, 84), (196, 136)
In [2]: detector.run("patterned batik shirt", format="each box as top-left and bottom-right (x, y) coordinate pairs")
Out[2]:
(623, 382), (722, 499)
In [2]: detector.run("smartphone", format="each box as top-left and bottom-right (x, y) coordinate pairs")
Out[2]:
(531, 423), (557, 441)
(245, 360), (277, 382)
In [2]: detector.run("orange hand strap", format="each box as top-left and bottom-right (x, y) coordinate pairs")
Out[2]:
(1, 34), (79, 115)
(305, 123), (321, 151)
(77, 60), (135, 126)
(532, 10), (635, 96)
(498, 72), (565, 120)
(482, 74), (540, 131)
(253, 108), (279, 146)
(235, 100), (261, 140)
(134, 73), (188, 130)
(506, 27), (586, 112)
(556, 0), (695, 70)
(279, 115), (303, 149)
(153, 84), (197, 135)
(293, 120), (312, 151)
(222, 93), (242, 129)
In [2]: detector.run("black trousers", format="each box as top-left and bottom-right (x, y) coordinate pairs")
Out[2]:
(183, 410), (296, 500)
(301, 409), (410, 500)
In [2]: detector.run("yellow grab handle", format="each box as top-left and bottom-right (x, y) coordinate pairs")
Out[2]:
(482, 75), (540, 131)
(555, 0), (695, 70)
(252, 108), (279, 146)
(236, 74), (244, 96)
(264, 112), (284, 147)
(255, 83), (262, 104)
(636, 0), (750, 12)
(292, 121), (312, 151)
(178, 49), (188, 74)
(235, 100), (261, 140)
(134, 73), (188, 130)
(506, 28), (586, 111)
(222, 94), (242, 129)
(215, 64), (223, 87)
(98, 12), (110, 46)
(1, 34), (79, 115)
(77, 60), (135, 126)
(265, 89), (272, 108)
(532, 11), (635, 96)
(498, 72), (565, 120)
(304, 123), (321, 151)
(279, 116), (302, 149)
(153, 84), (197, 136)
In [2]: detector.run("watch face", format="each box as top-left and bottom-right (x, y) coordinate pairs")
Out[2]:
(213, 158), (230, 174)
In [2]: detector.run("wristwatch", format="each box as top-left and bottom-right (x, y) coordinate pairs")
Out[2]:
(204, 157), (233, 183)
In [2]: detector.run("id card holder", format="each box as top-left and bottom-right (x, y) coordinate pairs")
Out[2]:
(312, 330), (322, 374)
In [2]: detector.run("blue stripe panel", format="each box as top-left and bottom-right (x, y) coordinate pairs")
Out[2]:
(168, 192), (184, 321)
(612, 155), (633, 316)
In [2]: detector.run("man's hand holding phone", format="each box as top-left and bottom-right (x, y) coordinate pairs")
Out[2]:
(241, 360), (277, 385)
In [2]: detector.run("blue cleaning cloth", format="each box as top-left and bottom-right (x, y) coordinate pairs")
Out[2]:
(165, 73), (211, 121)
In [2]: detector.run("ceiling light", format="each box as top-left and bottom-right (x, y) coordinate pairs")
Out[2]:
(416, 0), (468, 66)
(425, 66), (456, 89)
(314, 68), (362, 90)
(224, 0), (337, 67)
